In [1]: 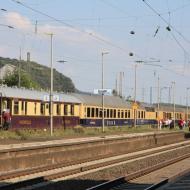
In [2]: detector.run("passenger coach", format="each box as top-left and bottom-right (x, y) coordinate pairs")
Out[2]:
(0, 86), (81, 129)
(72, 93), (133, 126)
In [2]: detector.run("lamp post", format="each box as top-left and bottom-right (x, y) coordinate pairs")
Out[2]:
(0, 24), (14, 29)
(57, 60), (67, 64)
(186, 88), (190, 121)
(171, 81), (176, 128)
(133, 62), (138, 128)
(101, 51), (109, 133)
(45, 33), (54, 136)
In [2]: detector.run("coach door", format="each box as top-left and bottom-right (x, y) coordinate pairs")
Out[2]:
(0, 98), (12, 127)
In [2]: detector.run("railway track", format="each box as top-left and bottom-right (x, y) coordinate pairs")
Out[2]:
(86, 163), (190, 190)
(162, 171), (190, 190)
(86, 177), (168, 190)
(1, 141), (190, 190)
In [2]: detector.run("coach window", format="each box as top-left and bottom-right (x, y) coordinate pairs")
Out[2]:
(107, 109), (109, 118)
(40, 103), (45, 115)
(141, 111), (143, 118)
(87, 107), (90, 117)
(71, 105), (74, 116)
(46, 104), (49, 110)
(57, 104), (61, 115)
(14, 100), (19, 114)
(64, 105), (68, 116)
(104, 109), (106, 118)
(21, 101), (24, 114)
(99, 109), (102, 117)
(25, 102), (27, 115)
(118, 110), (120, 118)
(91, 108), (95, 117)
(121, 110), (124, 118)
(128, 110), (130, 118)
(125, 110), (127, 118)
(110, 109), (113, 118)
(95, 108), (99, 117)
(113, 109), (116, 118)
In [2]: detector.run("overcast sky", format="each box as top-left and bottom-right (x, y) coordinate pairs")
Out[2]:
(1, 0), (190, 105)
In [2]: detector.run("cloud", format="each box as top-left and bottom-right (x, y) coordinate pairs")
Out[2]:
(4, 12), (32, 30)
(0, 46), (8, 54)
(3, 12), (108, 46)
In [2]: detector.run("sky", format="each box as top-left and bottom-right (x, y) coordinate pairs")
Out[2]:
(1, 0), (190, 105)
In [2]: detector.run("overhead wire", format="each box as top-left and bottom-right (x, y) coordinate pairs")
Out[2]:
(142, 0), (190, 45)
(10, 0), (144, 58)
(9, 0), (190, 78)
(100, 0), (131, 17)
(142, 0), (190, 75)
(99, 0), (186, 63)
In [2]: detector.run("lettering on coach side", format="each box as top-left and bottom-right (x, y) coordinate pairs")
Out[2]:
(19, 120), (32, 125)
(106, 120), (116, 125)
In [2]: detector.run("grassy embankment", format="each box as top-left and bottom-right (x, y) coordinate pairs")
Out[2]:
(0, 125), (185, 141)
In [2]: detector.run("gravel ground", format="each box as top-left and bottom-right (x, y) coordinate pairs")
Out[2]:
(33, 144), (190, 190)
(131, 157), (190, 184)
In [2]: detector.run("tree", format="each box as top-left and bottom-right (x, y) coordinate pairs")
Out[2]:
(3, 70), (39, 89)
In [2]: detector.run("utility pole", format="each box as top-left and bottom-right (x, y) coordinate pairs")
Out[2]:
(150, 86), (152, 104)
(168, 86), (171, 104)
(115, 75), (118, 96)
(50, 33), (53, 136)
(134, 63), (137, 102)
(171, 81), (176, 128)
(157, 75), (160, 129)
(134, 60), (161, 128)
(101, 51), (109, 133)
(142, 87), (145, 102)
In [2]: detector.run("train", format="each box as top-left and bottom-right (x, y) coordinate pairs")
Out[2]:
(0, 86), (188, 129)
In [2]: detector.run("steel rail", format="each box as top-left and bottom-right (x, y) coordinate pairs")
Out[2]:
(86, 153), (190, 190)
(1, 143), (190, 190)
(0, 140), (188, 181)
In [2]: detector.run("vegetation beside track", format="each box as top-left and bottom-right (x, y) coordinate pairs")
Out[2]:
(0, 125), (186, 143)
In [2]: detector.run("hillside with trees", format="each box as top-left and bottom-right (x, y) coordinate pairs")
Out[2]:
(0, 57), (76, 92)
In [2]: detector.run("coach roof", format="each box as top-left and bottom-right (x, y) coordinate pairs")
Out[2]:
(72, 93), (131, 108)
(0, 86), (81, 103)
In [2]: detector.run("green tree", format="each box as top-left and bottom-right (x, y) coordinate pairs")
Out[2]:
(3, 70), (39, 89)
